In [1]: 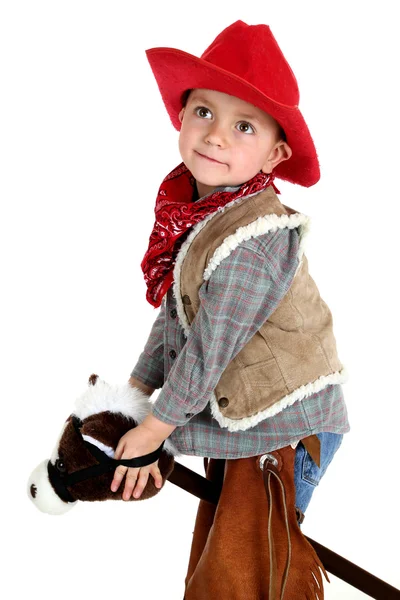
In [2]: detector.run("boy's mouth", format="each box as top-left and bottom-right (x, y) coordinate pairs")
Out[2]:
(195, 151), (225, 165)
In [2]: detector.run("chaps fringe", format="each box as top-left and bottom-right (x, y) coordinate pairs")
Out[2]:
(262, 447), (330, 599)
(184, 446), (330, 599)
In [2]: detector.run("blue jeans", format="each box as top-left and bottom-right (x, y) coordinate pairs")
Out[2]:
(293, 432), (344, 526)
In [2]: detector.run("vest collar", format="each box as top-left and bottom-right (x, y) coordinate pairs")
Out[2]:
(171, 188), (311, 336)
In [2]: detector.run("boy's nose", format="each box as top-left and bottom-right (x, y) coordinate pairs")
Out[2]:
(204, 123), (228, 147)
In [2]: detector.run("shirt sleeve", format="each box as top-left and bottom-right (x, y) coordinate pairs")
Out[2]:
(130, 298), (165, 389)
(151, 226), (301, 426)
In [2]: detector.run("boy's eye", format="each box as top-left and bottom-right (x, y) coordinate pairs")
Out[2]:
(236, 121), (255, 134)
(193, 107), (255, 134)
(195, 106), (212, 119)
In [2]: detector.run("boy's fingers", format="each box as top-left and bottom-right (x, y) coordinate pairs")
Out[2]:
(132, 469), (149, 499)
(111, 462), (163, 496)
(122, 467), (140, 500)
(151, 465), (163, 488)
(111, 465), (128, 492)
(114, 443), (123, 460)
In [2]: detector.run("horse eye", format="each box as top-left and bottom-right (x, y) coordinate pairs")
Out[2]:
(55, 459), (66, 473)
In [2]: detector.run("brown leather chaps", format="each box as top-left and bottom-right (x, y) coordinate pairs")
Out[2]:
(184, 444), (329, 599)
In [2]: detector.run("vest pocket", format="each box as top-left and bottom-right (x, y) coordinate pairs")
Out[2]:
(238, 357), (286, 416)
(215, 356), (286, 419)
(240, 357), (283, 388)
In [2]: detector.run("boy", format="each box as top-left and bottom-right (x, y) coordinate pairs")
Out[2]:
(111, 20), (350, 597)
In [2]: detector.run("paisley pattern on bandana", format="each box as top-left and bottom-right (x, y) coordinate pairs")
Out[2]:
(141, 162), (280, 308)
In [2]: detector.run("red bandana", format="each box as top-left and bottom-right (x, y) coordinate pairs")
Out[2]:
(141, 162), (280, 308)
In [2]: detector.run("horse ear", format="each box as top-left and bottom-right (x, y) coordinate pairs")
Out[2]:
(88, 374), (99, 386)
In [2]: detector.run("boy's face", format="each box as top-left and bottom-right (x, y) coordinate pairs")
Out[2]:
(178, 88), (292, 198)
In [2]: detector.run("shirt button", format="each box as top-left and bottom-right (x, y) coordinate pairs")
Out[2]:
(218, 397), (229, 408)
(170, 308), (177, 319)
(169, 349), (177, 359)
(182, 294), (191, 305)
(185, 413), (194, 419)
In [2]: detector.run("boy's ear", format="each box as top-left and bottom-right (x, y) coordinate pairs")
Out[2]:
(178, 107), (185, 123)
(262, 141), (293, 174)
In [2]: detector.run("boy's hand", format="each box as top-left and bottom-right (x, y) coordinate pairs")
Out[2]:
(111, 424), (164, 500)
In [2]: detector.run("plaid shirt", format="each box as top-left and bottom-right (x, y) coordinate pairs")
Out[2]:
(131, 212), (350, 458)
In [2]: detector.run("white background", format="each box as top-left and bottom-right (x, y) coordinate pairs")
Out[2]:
(1, 1), (399, 598)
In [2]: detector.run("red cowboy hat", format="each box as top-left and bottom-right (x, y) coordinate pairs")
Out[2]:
(145, 20), (320, 187)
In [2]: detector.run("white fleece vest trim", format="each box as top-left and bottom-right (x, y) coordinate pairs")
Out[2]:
(172, 190), (311, 336)
(203, 211), (310, 282)
(210, 365), (350, 432)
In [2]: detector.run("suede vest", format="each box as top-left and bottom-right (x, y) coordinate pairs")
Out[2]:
(171, 185), (349, 432)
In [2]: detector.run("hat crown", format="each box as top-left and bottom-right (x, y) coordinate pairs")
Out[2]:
(201, 21), (299, 107)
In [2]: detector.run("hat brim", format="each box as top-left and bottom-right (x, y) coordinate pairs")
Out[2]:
(146, 47), (320, 187)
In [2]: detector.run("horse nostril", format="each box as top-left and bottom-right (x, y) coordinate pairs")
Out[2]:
(30, 483), (37, 498)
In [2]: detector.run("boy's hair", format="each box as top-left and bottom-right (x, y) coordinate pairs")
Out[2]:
(181, 89), (287, 143)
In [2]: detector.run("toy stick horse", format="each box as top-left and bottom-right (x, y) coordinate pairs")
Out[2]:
(27, 374), (179, 515)
(27, 373), (328, 597)
(27, 376), (400, 599)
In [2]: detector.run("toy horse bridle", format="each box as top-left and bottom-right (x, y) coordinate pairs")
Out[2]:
(47, 415), (165, 503)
